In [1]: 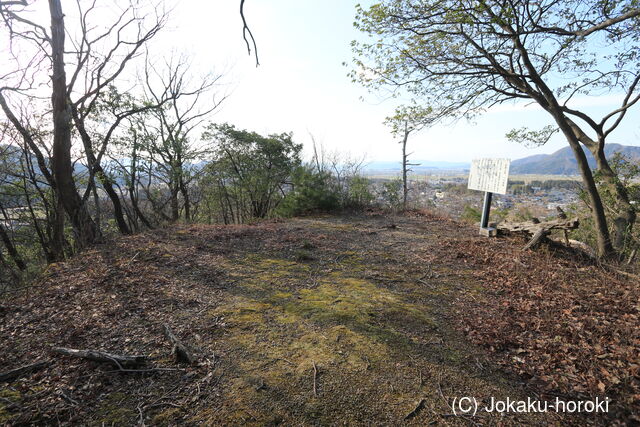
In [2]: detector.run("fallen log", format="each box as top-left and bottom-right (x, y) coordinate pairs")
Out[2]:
(51, 347), (146, 368)
(498, 217), (579, 250)
(0, 360), (49, 382)
(162, 324), (197, 365)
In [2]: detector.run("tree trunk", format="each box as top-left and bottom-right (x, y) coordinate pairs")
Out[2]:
(552, 117), (614, 257)
(50, 194), (67, 260)
(179, 176), (191, 222)
(590, 144), (636, 251)
(170, 188), (180, 222)
(128, 134), (154, 230)
(49, 0), (101, 249)
(71, 106), (131, 235)
(0, 223), (26, 271)
(401, 122), (409, 210)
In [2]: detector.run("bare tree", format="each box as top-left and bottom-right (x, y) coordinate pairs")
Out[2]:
(1, 0), (168, 255)
(141, 55), (225, 222)
(385, 106), (434, 209)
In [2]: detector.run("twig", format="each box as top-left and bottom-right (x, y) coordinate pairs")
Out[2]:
(436, 374), (450, 409)
(404, 398), (425, 420)
(104, 367), (185, 374)
(162, 323), (197, 365)
(0, 360), (49, 382)
(144, 402), (182, 410)
(137, 403), (146, 427)
(52, 347), (147, 367)
(59, 390), (79, 406)
(0, 396), (21, 410)
(240, 0), (259, 66)
(312, 361), (318, 396)
(277, 358), (295, 366)
(126, 251), (140, 266)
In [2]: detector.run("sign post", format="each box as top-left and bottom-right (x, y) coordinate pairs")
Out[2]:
(480, 191), (492, 229)
(467, 158), (511, 236)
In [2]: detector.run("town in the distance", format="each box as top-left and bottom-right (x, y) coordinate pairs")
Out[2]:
(364, 143), (640, 222)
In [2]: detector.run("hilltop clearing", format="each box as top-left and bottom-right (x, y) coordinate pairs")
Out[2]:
(0, 212), (637, 425)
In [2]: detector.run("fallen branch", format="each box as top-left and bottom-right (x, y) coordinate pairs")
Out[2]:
(498, 217), (579, 250)
(404, 398), (425, 420)
(104, 367), (184, 374)
(626, 242), (638, 265)
(163, 324), (197, 365)
(51, 347), (146, 368)
(0, 360), (49, 382)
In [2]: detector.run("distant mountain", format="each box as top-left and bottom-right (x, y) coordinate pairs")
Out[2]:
(364, 160), (469, 172)
(510, 143), (640, 175)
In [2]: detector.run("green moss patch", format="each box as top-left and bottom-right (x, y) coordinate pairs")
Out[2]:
(0, 389), (21, 424)
(90, 392), (137, 426)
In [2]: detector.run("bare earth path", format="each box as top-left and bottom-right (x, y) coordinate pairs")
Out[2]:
(2, 213), (576, 425)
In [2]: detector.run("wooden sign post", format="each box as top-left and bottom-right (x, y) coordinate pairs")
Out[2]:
(467, 158), (511, 237)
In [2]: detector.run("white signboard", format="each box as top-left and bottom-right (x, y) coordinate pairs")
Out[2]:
(467, 158), (511, 195)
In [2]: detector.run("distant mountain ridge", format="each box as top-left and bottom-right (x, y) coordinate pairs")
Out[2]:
(364, 160), (470, 172)
(510, 143), (640, 175)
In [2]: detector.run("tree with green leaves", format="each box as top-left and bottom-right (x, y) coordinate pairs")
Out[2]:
(351, 0), (640, 258)
(201, 124), (302, 222)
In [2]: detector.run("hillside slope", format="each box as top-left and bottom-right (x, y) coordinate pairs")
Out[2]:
(510, 143), (640, 175)
(1, 213), (637, 425)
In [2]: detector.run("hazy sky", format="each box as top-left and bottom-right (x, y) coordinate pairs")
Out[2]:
(162, 0), (640, 164)
(8, 0), (639, 164)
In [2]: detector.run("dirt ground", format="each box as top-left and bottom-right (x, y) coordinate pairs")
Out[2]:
(0, 211), (634, 425)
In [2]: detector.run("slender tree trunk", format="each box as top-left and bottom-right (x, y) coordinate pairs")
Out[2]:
(551, 116), (614, 257)
(128, 134), (154, 230)
(0, 250), (20, 284)
(0, 223), (26, 271)
(51, 194), (66, 258)
(179, 176), (190, 221)
(400, 121), (409, 210)
(49, 0), (100, 249)
(170, 186), (180, 222)
(71, 106), (131, 235)
(92, 180), (102, 233)
(129, 186), (154, 230)
(505, 28), (617, 258)
(590, 144), (636, 251)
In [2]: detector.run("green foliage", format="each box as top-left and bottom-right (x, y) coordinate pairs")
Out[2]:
(277, 166), (377, 217)
(346, 176), (374, 209)
(461, 205), (481, 224)
(384, 105), (434, 136)
(511, 207), (536, 222)
(277, 165), (340, 216)
(577, 153), (640, 256)
(492, 207), (510, 223)
(200, 123), (303, 222)
(351, 0), (639, 115)
(506, 126), (559, 148)
(380, 178), (403, 209)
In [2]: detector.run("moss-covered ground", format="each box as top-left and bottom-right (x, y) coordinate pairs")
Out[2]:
(0, 212), (567, 425)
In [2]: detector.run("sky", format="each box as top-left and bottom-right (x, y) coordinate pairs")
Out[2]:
(4, 0), (639, 165)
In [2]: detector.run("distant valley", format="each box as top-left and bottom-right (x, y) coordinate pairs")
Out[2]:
(364, 143), (640, 175)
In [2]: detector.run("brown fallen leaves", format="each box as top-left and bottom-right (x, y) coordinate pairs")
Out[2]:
(445, 235), (640, 424)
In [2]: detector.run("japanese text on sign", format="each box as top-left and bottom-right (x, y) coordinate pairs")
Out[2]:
(467, 158), (510, 195)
